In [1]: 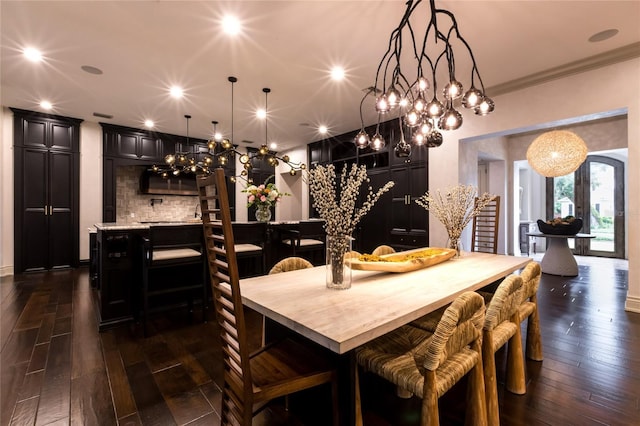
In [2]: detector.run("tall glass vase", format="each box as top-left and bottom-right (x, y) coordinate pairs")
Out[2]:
(447, 233), (463, 258)
(255, 204), (272, 222)
(326, 234), (352, 290)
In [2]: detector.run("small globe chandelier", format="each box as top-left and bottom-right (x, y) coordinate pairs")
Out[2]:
(526, 130), (588, 177)
(153, 76), (304, 179)
(355, 0), (495, 157)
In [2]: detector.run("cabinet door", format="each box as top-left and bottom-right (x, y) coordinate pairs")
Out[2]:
(138, 136), (161, 161)
(49, 151), (76, 268)
(408, 165), (427, 232)
(49, 121), (74, 151)
(22, 117), (48, 149)
(20, 149), (49, 271)
(117, 133), (139, 159)
(390, 168), (411, 232)
(357, 169), (392, 253)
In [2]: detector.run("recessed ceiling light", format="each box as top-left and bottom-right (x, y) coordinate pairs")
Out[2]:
(256, 108), (266, 119)
(222, 15), (241, 35)
(170, 86), (184, 98)
(81, 65), (103, 75)
(40, 100), (52, 110)
(318, 125), (328, 134)
(588, 29), (619, 43)
(144, 119), (154, 128)
(269, 142), (277, 150)
(23, 47), (43, 62)
(330, 66), (345, 81)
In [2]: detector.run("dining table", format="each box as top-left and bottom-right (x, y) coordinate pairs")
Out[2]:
(240, 250), (532, 425)
(241, 251), (532, 354)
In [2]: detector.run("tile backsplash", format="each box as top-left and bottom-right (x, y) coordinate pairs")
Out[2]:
(116, 166), (199, 223)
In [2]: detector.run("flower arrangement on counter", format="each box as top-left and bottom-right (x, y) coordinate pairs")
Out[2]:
(415, 184), (495, 256)
(242, 175), (289, 208)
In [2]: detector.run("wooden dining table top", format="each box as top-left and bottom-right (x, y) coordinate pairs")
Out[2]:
(240, 251), (532, 354)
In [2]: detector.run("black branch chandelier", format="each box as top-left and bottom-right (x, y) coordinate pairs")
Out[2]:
(153, 76), (305, 180)
(355, 0), (495, 156)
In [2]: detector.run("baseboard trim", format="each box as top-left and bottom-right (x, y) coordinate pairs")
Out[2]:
(625, 295), (640, 313)
(0, 265), (15, 278)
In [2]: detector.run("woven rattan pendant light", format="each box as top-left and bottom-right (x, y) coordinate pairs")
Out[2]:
(526, 130), (588, 177)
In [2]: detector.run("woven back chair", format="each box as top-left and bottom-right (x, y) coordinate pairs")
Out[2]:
(481, 274), (525, 426)
(197, 169), (339, 425)
(518, 261), (543, 361)
(268, 256), (313, 274)
(371, 245), (396, 256)
(355, 291), (487, 426)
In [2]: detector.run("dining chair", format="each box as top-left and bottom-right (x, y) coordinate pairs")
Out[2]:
(471, 195), (500, 254)
(412, 275), (526, 426)
(518, 261), (543, 361)
(371, 244), (395, 256)
(268, 256), (313, 274)
(479, 274), (525, 426)
(355, 291), (488, 426)
(196, 169), (339, 426)
(140, 224), (207, 337)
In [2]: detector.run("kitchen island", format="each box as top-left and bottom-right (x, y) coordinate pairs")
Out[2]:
(93, 221), (202, 330)
(92, 220), (315, 330)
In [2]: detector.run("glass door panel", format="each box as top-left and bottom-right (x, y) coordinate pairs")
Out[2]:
(546, 155), (624, 258)
(588, 161), (615, 253)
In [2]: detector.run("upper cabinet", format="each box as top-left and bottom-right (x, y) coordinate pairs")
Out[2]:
(103, 124), (163, 161)
(12, 108), (80, 152)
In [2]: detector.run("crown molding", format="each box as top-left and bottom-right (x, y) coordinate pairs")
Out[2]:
(487, 42), (640, 97)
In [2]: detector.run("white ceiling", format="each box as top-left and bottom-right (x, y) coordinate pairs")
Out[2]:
(2, 1), (639, 151)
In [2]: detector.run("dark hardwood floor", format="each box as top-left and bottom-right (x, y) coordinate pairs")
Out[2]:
(1, 256), (638, 425)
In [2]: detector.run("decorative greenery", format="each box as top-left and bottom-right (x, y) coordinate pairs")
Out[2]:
(308, 163), (394, 287)
(416, 184), (495, 246)
(308, 163), (395, 237)
(242, 175), (289, 208)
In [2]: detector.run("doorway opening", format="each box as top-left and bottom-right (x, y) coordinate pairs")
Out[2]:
(545, 154), (625, 258)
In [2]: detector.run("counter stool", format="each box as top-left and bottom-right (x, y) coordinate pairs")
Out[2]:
(140, 225), (207, 336)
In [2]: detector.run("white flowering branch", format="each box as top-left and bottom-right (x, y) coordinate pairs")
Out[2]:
(415, 184), (496, 240)
(308, 164), (395, 237)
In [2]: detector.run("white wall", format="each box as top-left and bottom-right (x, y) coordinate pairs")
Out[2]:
(0, 108), (13, 276)
(79, 122), (102, 261)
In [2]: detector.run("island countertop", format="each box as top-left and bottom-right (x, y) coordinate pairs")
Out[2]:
(93, 221), (202, 231)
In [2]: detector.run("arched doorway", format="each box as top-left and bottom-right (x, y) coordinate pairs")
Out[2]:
(546, 155), (625, 258)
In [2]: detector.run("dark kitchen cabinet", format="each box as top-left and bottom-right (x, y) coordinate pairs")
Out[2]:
(12, 108), (82, 272)
(103, 124), (162, 161)
(96, 228), (143, 329)
(307, 118), (429, 253)
(101, 123), (236, 222)
(389, 163), (428, 250)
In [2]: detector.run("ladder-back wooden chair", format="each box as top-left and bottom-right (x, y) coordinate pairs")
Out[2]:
(196, 169), (339, 425)
(471, 195), (500, 254)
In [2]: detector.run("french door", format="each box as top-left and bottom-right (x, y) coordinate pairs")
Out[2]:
(545, 155), (625, 258)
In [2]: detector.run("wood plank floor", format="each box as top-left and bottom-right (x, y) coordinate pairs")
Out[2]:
(1, 256), (638, 425)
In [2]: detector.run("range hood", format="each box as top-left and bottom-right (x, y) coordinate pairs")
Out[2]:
(139, 170), (198, 196)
